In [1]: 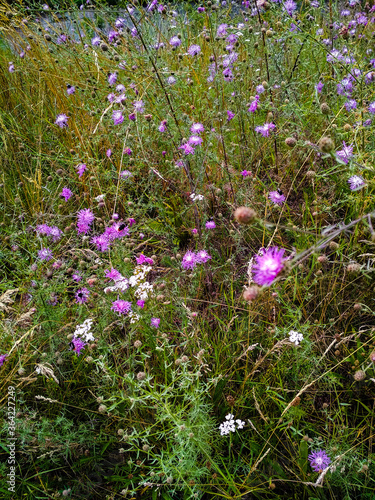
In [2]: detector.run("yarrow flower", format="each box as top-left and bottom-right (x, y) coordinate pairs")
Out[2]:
(111, 299), (132, 315)
(269, 190), (286, 205)
(55, 113), (69, 128)
(255, 122), (276, 137)
(70, 337), (86, 356)
(75, 287), (90, 304)
(60, 187), (72, 201)
(38, 248), (53, 261)
(348, 175), (365, 191)
(252, 247), (286, 286)
(288, 330), (304, 345)
(219, 414), (245, 436)
(308, 449), (331, 472)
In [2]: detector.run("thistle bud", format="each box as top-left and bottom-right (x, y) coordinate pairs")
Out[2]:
(243, 286), (261, 302)
(234, 206), (257, 224)
(318, 136), (334, 153)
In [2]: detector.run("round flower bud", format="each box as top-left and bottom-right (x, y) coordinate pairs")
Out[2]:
(317, 255), (328, 264)
(329, 241), (339, 251)
(285, 137), (297, 147)
(234, 206), (257, 224)
(353, 303), (362, 311)
(343, 123), (351, 132)
(137, 371), (146, 381)
(98, 404), (107, 413)
(243, 286), (260, 302)
(347, 262), (361, 273)
(134, 340), (142, 348)
(306, 170), (316, 178)
(318, 136), (334, 153)
(354, 370), (366, 382)
(369, 351), (375, 363)
(320, 102), (330, 115)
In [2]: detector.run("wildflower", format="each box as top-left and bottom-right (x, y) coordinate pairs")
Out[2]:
(255, 122), (276, 137)
(111, 299), (132, 315)
(190, 123), (204, 134)
(124, 147), (132, 155)
(283, 0), (297, 15)
(348, 175), (365, 191)
(0, 353), (8, 366)
(129, 112), (136, 121)
(345, 99), (357, 112)
(315, 81), (324, 93)
(188, 135), (203, 146)
(151, 317), (160, 328)
(72, 273), (82, 282)
(179, 143), (195, 155)
(205, 220), (216, 229)
(288, 330), (304, 345)
(77, 209), (95, 234)
(219, 414), (245, 436)
(159, 120), (167, 133)
(256, 84), (265, 94)
(182, 251), (197, 270)
(217, 23), (228, 38)
(133, 100), (145, 113)
(336, 142), (354, 164)
(137, 300), (145, 308)
(91, 234), (110, 252)
(169, 36), (181, 47)
(167, 76), (176, 85)
(67, 85), (75, 95)
(38, 248), (53, 261)
(308, 450), (331, 472)
(269, 190), (286, 205)
(75, 287), (90, 304)
(113, 110), (124, 125)
(188, 44), (201, 56)
(60, 187), (72, 201)
(197, 6), (205, 12)
(108, 72), (117, 86)
(192, 228), (198, 234)
(368, 102), (375, 114)
(227, 110), (235, 121)
(190, 193), (204, 202)
(248, 95), (260, 113)
(106, 149), (112, 158)
(252, 247), (286, 286)
(55, 113), (69, 128)
(92, 35), (101, 46)
(241, 170), (251, 177)
(76, 163), (87, 178)
(105, 268), (122, 281)
(70, 337), (86, 356)
(196, 250), (211, 264)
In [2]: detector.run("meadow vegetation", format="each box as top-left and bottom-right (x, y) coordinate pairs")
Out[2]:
(1, 0), (375, 498)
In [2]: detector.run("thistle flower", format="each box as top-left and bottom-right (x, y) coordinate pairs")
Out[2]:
(252, 247), (286, 286)
(151, 317), (160, 328)
(182, 251), (197, 270)
(308, 449), (331, 472)
(190, 123), (204, 134)
(55, 113), (69, 128)
(91, 36), (101, 46)
(169, 36), (181, 47)
(315, 81), (324, 93)
(227, 110), (235, 121)
(60, 187), (72, 201)
(269, 190), (286, 205)
(71, 337), (86, 356)
(255, 122), (276, 137)
(205, 220), (216, 229)
(167, 76), (176, 85)
(67, 85), (75, 95)
(0, 353), (8, 367)
(179, 143), (195, 155)
(188, 135), (203, 146)
(348, 175), (365, 191)
(196, 250), (211, 264)
(368, 102), (375, 114)
(77, 209), (95, 234)
(75, 287), (90, 304)
(336, 142), (354, 164)
(248, 95), (260, 113)
(113, 110), (124, 125)
(188, 44), (201, 56)
(108, 72), (117, 86)
(111, 299), (132, 315)
(133, 100), (145, 113)
(38, 248), (53, 261)
(76, 163), (87, 178)
(106, 149), (112, 158)
(105, 268), (122, 281)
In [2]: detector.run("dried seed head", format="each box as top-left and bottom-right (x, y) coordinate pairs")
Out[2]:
(343, 123), (352, 132)
(234, 206), (257, 224)
(329, 241), (339, 251)
(354, 370), (366, 382)
(243, 286), (261, 302)
(347, 262), (361, 273)
(98, 404), (107, 413)
(318, 136), (334, 153)
(134, 340), (142, 348)
(306, 170), (316, 178)
(353, 303), (362, 311)
(317, 255), (328, 264)
(320, 102), (330, 115)
(137, 371), (146, 381)
(285, 137), (297, 147)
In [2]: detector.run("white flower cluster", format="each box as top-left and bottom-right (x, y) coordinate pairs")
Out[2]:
(129, 311), (140, 324)
(74, 318), (95, 342)
(129, 265), (154, 300)
(219, 414), (245, 436)
(190, 193), (204, 202)
(288, 330), (304, 346)
(104, 276), (130, 294)
(134, 282), (154, 300)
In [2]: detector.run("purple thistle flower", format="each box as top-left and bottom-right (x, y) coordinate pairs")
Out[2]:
(129, 112), (136, 121)
(71, 337), (86, 356)
(179, 143), (195, 155)
(205, 220), (216, 229)
(167, 76), (176, 85)
(283, 0), (297, 15)
(315, 81), (324, 93)
(248, 96), (260, 113)
(0, 353), (8, 367)
(151, 317), (160, 328)
(197, 6), (205, 12)
(182, 251), (197, 270)
(77, 209), (95, 234)
(105, 268), (122, 281)
(92, 36), (101, 46)
(217, 23), (228, 38)
(256, 84), (265, 94)
(188, 135), (203, 146)
(60, 187), (72, 201)
(49, 226), (63, 242)
(227, 110), (235, 121)
(188, 44), (201, 56)
(111, 299), (132, 315)
(133, 100), (145, 113)
(113, 110), (124, 125)
(255, 122), (276, 137)
(67, 85), (75, 95)
(241, 170), (251, 177)
(128, 218), (136, 227)
(170, 36), (181, 47)
(106, 149), (112, 158)
(308, 449), (331, 472)
(252, 247), (286, 286)
(345, 99), (357, 112)
(108, 72), (117, 86)
(75, 287), (90, 304)
(269, 190), (286, 205)
(336, 142), (354, 164)
(348, 175), (365, 191)
(72, 273), (82, 282)
(368, 102), (375, 114)
(196, 250), (211, 264)
(76, 163), (87, 178)
(91, 234), (110, 252)
(9, 62), (15, 73)
(159, 120), (167, 133)
(190, 123), (204, 134)
(55, 113), (69, 128)
(38, 248), (53, 261)
(137, 299), (145, 308)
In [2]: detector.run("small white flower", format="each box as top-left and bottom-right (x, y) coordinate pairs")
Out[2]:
(288, 330), (304, 345)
